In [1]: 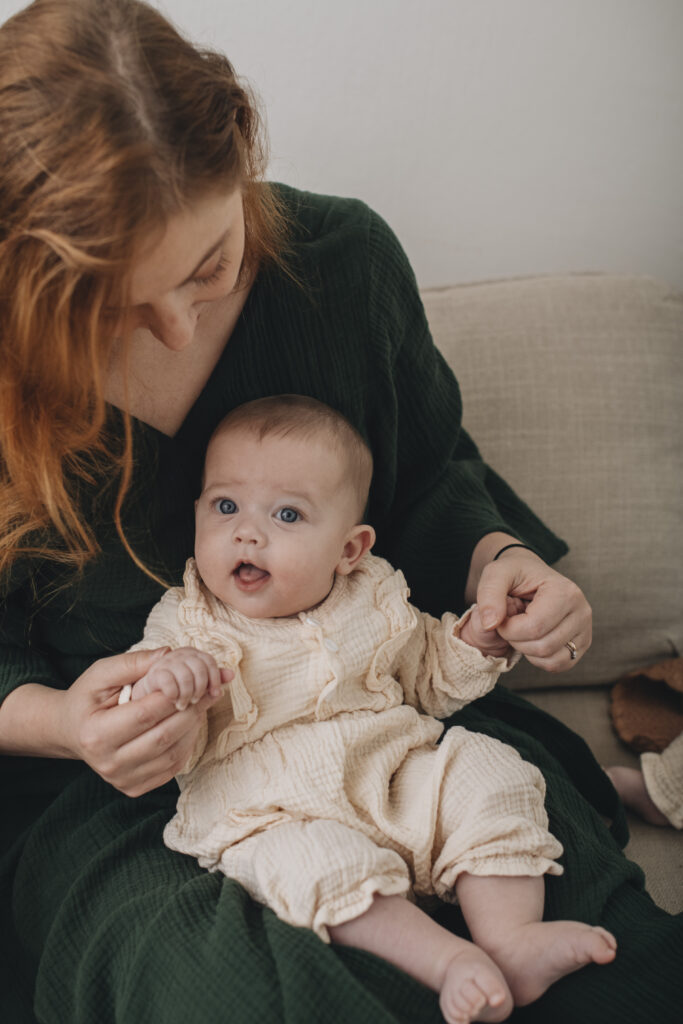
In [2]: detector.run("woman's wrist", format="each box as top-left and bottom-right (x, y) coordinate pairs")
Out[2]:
(492, 542), (538, 561)
(464, 532), (520, 605)
(0, 683), (76, 758)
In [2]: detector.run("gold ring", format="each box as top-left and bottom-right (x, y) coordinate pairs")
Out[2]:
(565, 640), (578, 660)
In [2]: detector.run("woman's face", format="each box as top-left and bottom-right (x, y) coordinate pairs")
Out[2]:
(109, 188), (246, 351)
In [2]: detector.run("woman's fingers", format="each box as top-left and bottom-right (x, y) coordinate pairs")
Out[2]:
(115, 728), (199, 796)
(500, 616), (591, 670)
(476, 550), (592, 671)
(476, 551), (549, 629)
(500, 583), (581, 641)
(67, 648), (229, 794)
(94, 700), (207, 793)
(497, 598), (592, 670)
(86, 648), (171, 702)
(76, 689), (177, 772)
(105, 737), (196, 798)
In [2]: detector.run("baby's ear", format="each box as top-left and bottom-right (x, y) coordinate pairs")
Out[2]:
(335, 524), (376, 576)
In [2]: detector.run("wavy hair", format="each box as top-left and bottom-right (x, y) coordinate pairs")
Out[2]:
(0, 0), (290, 580)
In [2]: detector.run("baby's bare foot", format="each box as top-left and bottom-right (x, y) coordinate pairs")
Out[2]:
(487, 921), (616, 1006)
(439, 947), (513, 1024)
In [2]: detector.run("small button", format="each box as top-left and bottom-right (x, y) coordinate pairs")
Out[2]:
(323, 638), (339, 652)
(305, 616), (321, 627)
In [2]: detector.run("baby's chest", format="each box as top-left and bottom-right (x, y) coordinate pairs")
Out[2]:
(241, 608), (394, 711)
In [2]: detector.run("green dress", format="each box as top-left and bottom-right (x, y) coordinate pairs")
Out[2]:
(1, 186), (680, 1023)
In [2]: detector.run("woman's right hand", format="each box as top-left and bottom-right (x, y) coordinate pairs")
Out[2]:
(61, 647), (227, 797)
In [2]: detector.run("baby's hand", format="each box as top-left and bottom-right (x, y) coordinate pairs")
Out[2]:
(459, 597), (526, 658)
(129, 647), (224, 710)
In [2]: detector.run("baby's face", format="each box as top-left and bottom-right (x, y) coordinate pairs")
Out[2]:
(195, 428), (361, 618)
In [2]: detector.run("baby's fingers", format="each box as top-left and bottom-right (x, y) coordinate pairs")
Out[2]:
(505, 596), (527, 619)
(184, 651), (223, 704)
(205, 662), (227, 700)
(152, 666), (196, 710)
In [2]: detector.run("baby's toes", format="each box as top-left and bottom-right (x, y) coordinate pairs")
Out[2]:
(459, 978), (488, 1015)
(588, 926), (617, 963)
(440, 961), (511, 1024)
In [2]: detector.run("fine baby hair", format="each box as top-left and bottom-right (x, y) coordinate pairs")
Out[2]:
(207, 395), (374, 522)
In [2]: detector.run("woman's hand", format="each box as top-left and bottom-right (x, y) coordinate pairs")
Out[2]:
(474, 545), (592, 672)
(459, 597), (526, 659)
(60, 648), (228, 796)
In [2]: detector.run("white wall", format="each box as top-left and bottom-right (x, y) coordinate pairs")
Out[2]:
(2, 0), (682, 287)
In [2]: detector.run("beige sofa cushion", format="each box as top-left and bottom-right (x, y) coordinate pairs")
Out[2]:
(422, 274), (683, 689)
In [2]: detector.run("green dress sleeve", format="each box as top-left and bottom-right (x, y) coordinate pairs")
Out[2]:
(361, 207), (567, 615)
(0, 562), (63, 701)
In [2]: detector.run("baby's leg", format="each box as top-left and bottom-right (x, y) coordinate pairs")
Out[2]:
(456, 874), (617, 1006)
(605, 765), (670, 826)
(330, 894), (513, 1024)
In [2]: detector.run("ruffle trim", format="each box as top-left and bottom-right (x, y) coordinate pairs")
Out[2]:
(363, 563), (419, 702)
(179, 560), (258, 738)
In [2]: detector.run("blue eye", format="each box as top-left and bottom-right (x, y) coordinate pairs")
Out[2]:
(217, 498), (237, 515)
(276, 507), (300, 523)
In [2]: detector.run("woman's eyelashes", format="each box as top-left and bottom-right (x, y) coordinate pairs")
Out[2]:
(193, 254), (230, 288)
(101, 254), (230, 324)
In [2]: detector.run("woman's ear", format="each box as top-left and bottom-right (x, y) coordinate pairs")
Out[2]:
(335, 524), (376, 576)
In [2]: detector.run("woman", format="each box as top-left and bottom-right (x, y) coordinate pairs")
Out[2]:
(0, 2), (679, 1022)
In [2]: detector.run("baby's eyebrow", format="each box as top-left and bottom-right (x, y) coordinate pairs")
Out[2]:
(202, 480), (242, 494)
(277, 489), (317, 506)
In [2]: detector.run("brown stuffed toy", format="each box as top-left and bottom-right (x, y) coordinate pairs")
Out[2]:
(610, 657), (683, 753)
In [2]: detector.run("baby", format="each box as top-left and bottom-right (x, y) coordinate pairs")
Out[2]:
(122, 395), (616, 1024)
(607, 737), (683, 829)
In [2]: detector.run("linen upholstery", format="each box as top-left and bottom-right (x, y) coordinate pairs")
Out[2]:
(422, 273), (683, 690)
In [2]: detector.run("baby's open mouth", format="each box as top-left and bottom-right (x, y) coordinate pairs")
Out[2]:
(233, 562), (270, 584)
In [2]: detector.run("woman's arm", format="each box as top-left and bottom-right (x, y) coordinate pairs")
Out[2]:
(363, 209), (588, 669)
(0, 683), (74, 757)
(0, 650), (222, 795)
(0, 648), (169, 758)
(0, 561), (219, 792)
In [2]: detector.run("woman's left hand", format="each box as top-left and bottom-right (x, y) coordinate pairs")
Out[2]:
(475, 546), (592, 672)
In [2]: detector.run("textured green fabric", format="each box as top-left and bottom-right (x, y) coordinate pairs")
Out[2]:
(1, 186), (681, 1022)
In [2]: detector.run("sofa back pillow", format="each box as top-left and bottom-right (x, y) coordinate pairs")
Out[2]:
(422, 273), (683, 689)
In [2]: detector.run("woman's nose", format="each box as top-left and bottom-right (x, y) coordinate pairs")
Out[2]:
(139, 298), (199, 351)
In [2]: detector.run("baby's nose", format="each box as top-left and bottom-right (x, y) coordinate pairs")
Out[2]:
(232, 519), (265, 545)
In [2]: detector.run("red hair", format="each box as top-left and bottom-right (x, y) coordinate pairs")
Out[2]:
(0, 0), (290, 579)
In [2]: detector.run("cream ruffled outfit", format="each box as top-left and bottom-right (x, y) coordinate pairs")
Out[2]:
(127, 554), (563, 940)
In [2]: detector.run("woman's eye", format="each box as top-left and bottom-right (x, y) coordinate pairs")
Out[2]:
(216, 498), (237, 515)
(193, 254), (229, 288)
(276, 507), (300, 524)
